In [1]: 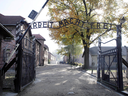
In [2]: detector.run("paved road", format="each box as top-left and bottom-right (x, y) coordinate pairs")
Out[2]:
(17, 64), (122, 96)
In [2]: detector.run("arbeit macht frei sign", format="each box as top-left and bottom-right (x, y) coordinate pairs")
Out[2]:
(31, 18), (115, 30)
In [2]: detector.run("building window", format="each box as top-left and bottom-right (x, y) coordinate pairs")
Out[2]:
(3, 49), (10, 62)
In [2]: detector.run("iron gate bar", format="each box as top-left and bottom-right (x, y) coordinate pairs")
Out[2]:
(122, 58), (128, 68)
(101, 38), (116, 44)
(90, 29), (111, 45)
(106, 55), (117, 74)
(97, 24), (124, 91)
(101, 48), (117, 55)
(3, 57), (16, 74)
(103, 56), (118, 84)
(101, 79), (119, 89)
(20, 44), (35, 87)
(101, 54), (118, 88)
(97, 37), (101, 81)
(116, 25), (123, 91)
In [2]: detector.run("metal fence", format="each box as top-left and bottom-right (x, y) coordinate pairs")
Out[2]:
(97, 27), (123, 91)
(14, 24), (35, 92)
(21, 37), (35, 87)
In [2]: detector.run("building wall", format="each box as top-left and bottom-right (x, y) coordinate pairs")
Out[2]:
(91, 55), (97, 68)
(44, 49), (48, 65)
(35, 41), (40, 66)
(0, 24), (15, 93)
(48, 52), (56, 64)
(91, 55), (126, 69)
(0, 25), (16, 69)
(33, 34), (46, 66)
(38, 40), (45, 66)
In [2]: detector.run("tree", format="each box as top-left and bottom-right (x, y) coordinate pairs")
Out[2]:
(57, 40), (82, 64)
(48, 0), (128, 69)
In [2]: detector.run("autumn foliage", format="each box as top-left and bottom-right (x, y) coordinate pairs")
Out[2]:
(47, 0), (128, 69)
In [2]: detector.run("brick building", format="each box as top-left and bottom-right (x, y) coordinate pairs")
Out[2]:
(34, 38), (41, 66)
(44, 44), (49, 65)
(0, 23), (14, 94)
(0, 14), (24, 69)
(48, 52), (56, 64)
(33, 34), (46, 66)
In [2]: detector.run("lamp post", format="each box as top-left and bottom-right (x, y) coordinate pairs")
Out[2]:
(116, 17), (125, 91)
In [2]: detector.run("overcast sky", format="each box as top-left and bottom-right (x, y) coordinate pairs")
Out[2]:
(0, 0), (128, 51)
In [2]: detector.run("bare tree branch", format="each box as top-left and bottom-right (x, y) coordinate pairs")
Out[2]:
(88, 14), (97, 21)
(82, 0), (88, 16)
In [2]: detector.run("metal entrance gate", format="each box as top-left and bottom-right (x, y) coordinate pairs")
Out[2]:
(14, 23), (35, 92)
(97, 25), (123, 91)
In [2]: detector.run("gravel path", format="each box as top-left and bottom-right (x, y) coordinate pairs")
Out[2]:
(17, 64), (122, 96)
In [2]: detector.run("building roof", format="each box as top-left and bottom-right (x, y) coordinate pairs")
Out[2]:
(33, 34), (46, 41)
(48, 52), (55, 56)
(35, 39), (41, 45)
(0, 23), (14, 39)
(44, 44), (49, 50)
(89, 46), (127, 56)
(0, 13), (25, 25)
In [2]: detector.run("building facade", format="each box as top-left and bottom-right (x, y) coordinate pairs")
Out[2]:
(33, 34), (46, 66)
(48, 52), (56, 64)
(0, 23), (14, 94)
(63, 46), (127, 69)
(0, 14), (24, 69)
(44, 44), (49, 65)
(89, 46), (127, 68)
(34, 38), (41, 66)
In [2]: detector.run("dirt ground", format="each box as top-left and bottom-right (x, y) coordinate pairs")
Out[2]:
(17, 64), (123, 96)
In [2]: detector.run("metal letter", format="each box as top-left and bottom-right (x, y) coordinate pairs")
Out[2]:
(97, 23), (100, 29)
(49, 22), (54, 28)
(59, 21), (64, 28)
(38, 22), (42, 28)
(90, 22), (95, 28)
(64, 19), (69, 26)
(75, 19), (81, 26)
(70, 18), (74, 24)
(109, 24), (112, 30)
(33, 22), (37, 29)
(43, 22), (47, 28)
(103, 23), (108, 29)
